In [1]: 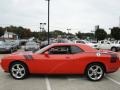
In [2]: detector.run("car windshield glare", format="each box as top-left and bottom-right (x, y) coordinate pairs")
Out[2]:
(35, 45), (50, 54)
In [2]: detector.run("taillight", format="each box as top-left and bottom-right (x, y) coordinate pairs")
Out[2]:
(110, 54), (119, 63)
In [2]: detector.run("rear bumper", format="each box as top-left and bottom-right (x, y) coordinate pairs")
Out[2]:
(106, 61), (120, 73)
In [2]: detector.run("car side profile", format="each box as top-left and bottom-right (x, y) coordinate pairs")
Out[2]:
(0, 43), (120, 81)
(96, 40), (120, 52)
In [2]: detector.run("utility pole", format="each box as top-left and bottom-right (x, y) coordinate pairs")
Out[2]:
(45, 0), (50, 45)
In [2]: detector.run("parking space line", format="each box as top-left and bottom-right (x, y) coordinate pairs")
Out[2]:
(45, 77), (52, 90)
(106, 76), (120, 85)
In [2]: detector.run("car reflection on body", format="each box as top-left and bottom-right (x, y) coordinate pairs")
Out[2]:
(1, 43), (120, 81)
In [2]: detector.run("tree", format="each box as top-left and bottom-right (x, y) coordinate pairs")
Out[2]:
(4, 26), (32, 39)
(76, 31), (94, 40)
(76, 31), (82, 39)
(111, 27), (120, 40)
(50, 30), (66, 38)
(0, 27), (5, 36)
(95, 28), (107, 41)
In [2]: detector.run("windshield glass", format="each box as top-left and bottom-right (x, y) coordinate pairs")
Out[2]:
(35, 45), (51, 54)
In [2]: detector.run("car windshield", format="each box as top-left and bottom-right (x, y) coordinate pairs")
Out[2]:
(35, 45), (51, 54)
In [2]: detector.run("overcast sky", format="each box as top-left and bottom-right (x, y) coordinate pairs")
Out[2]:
(0, 0), (120, 34)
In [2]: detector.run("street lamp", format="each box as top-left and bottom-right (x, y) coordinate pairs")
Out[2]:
(40, 23), (46, 32)
(45, 0), (50, 45)
(67, 29), (71, 39)
(67, 29), (71, 34)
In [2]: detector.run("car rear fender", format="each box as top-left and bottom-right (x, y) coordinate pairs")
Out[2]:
(84, 62), (106, 74)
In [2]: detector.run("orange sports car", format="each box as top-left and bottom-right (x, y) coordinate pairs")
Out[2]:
(0, 43), (120, 81)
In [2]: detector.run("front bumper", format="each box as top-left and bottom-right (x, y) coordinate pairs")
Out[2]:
(0, 48), (11, 52)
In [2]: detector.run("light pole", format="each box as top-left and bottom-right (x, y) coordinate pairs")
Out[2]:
(45, 0), (50, 45)
(40, 23), (46, 32)
(67, 29), (71, 39)
(40, 23), (42, 32)
(67, 29), (71, 34)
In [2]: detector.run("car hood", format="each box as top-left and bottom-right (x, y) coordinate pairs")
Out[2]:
(12, 51), (33, 55)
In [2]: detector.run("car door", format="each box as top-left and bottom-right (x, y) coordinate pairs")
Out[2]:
(102, 41), (111, 49)
(99, 41), (111, 49)
(32, 45), (74, 74)
(67, 45), (86, 74)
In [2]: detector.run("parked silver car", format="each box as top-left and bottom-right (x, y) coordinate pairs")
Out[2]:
(0, 41), (14, 53)
(24, 41), (40, 52)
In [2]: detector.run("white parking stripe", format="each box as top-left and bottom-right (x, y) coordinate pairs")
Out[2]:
(45, 77), (52, 90)
(106, 76), (120, 85)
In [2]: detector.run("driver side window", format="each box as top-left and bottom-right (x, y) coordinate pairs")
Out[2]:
(48, 46), (70, 54)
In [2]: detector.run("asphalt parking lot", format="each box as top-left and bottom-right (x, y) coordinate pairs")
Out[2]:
(0, 53), (120, 90)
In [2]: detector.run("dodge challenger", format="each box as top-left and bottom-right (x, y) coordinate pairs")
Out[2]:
(0, 43), (120, 81)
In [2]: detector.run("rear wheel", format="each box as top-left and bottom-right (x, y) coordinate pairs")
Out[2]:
(86, 63), (104, 81)
(9, 62), (28, 80)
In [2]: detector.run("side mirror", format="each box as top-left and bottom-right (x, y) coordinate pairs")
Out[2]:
(44, 52), (49, 57)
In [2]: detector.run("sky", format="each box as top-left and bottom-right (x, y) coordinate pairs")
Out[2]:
(0, 0), (120, 34)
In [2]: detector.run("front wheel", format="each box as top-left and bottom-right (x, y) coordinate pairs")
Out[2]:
(86, 63), (104, 81)
(9, 62), (28, 80)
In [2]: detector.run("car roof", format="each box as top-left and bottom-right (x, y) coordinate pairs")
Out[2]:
(51, 43), (96, 52)
(51, 43), (82, 46)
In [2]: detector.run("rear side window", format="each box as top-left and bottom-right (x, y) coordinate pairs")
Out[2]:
(48, 46), (70, 54)
(70, 46), (83, 54)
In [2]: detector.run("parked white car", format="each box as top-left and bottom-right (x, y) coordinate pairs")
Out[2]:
(74, 40), (97, 48)
(96, 40), (120, 52)
(25, 41), (40, 52)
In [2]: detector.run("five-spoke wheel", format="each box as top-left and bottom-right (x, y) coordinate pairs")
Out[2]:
(9, 62), (28, 80)
(86, 63), (104, 81)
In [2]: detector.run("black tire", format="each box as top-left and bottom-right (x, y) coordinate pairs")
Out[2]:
(111, 47), (117, 52)
(85, 63), (104, 81)
(9, 62), (29, 80)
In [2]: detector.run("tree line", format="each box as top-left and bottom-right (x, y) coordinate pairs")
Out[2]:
(0, 25), (120, 41)
(0, 26), (69, 40)
(76, 27), (120, 41)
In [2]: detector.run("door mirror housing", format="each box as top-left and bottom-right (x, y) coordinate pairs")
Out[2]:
(44, 52), (49, 57)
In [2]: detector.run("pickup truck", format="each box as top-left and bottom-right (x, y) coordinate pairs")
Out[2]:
(96, 40), (120, 52)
